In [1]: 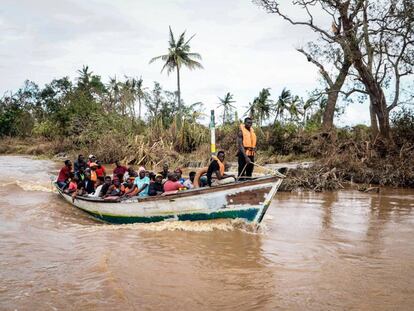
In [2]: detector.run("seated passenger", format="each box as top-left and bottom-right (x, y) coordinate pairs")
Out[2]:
(113, 160), (128, 179)
(158, 163), (170, 180)
(75, 166), (85, 182)
(125, 167), (150, 197)
(124, 166), (137, 182)
(163, 173), (183, 192)
(78, 170), (95, 195)
(57, 160), (72, 189)
(122, 180), (138, 197)
(104, 178), (122, 198)
(64, 173), (78, 194)
(183, 171), (196, 189)
(207, 151), (236, 187)
(99, 176), (112, 198)
(174, 168), (185, 184)
(148, 174), (164, 196)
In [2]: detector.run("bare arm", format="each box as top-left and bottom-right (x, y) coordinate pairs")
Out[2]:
(136, 183), (148, 195)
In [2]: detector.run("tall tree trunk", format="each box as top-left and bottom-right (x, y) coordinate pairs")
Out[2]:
(176, 66), (181, 113)
(369, 102), (379, 138)
(340, 8), (392, 142)
(322, 55), (351, 131)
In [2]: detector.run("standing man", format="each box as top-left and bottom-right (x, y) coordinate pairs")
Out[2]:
(237, 117), (257, 178)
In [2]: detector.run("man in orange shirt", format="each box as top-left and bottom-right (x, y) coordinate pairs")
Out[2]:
(237, 117), (257, 178)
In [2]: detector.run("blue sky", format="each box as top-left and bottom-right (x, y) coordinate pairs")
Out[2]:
(0, 0), (372, 125)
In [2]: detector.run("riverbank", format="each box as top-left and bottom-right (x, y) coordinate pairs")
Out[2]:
(1, 135), (413, 192)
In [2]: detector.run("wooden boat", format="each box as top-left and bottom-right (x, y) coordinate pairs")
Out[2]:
(55, 175), (283, 225)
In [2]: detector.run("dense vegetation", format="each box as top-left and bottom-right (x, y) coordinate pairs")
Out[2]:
(1, 11), (413, 189)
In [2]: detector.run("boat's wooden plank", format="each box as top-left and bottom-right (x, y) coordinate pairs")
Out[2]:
(226, 187), (271, 205)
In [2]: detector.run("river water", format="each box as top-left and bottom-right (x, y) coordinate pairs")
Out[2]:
(0, 156), (413, 311)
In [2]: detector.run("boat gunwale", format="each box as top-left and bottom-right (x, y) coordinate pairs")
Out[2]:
(55, 175), (280, 204)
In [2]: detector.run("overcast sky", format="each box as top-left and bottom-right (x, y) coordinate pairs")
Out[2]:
(0, 0), (370, 125)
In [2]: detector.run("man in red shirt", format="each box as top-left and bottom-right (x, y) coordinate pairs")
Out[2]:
(95, 160), (106, 182)
(57, 160), (72, 189)
(113, 160), (128, 182)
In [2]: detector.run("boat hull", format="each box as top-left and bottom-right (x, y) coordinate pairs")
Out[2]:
(56, 176), (282, 225)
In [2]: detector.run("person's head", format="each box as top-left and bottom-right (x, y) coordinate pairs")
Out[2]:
(116, 173), (124, 183)
(96, 160), (102, 168)
(217, 150), (225, 162)
(90, 163), (98, 170)
(88, 154), (96, 162)
(149, 172), (156, 181)
(244, 117), (253, 130)
(189, 171), (196, 183)
(138, 167), (146, 178)
(72, 175), (79, 183)
(127, 166), (135, 174)
(162, 163), (169, 172)
(78, 166), (85, 174)
(174, 168), (183, 179)
(78, 154), (84, 162)
(155, 174), (163, 183)
(84, 169), (91, 180)
(113, 179), (121, 187)
(64, 160), (72, 167)
(115, 160), (121, 167)
(69, 172), (75, 179)
(104, 176), (112, 185)
(167, 172), (177, 182)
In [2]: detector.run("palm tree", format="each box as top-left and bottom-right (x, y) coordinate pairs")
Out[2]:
(251, 88), (272, 126)
(107, 76), (121, 112)
(217, 92), (236, 124)
(77, 65), (92, 88)
(288, 96), (302, 122)
(302, 98), (315, 125)
(134, 77), (146, 120)
(149, 26), (203, 114)
(274, 88), (292, 124)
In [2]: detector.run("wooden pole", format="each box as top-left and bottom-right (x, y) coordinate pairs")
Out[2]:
(210, 110), (216, 156)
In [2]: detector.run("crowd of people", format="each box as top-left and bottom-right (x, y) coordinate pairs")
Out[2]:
(56, 118), (258, 199)
(56, 154), (208, 199)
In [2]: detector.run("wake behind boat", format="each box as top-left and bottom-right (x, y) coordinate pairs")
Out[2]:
(55, 175), (283, 225)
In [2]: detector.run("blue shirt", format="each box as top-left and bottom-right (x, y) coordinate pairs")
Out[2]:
(134, 176), (150, 196)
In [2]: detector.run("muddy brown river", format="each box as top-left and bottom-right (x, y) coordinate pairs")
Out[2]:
(0, 156), (413, 310)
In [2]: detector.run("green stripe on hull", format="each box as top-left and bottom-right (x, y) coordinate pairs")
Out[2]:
(81, 208), (259, 224)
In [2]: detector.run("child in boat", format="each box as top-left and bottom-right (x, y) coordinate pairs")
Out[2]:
(183, 171), (196, 189)
(64, 173), (78, 194)
(148, 174), (164, 196)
